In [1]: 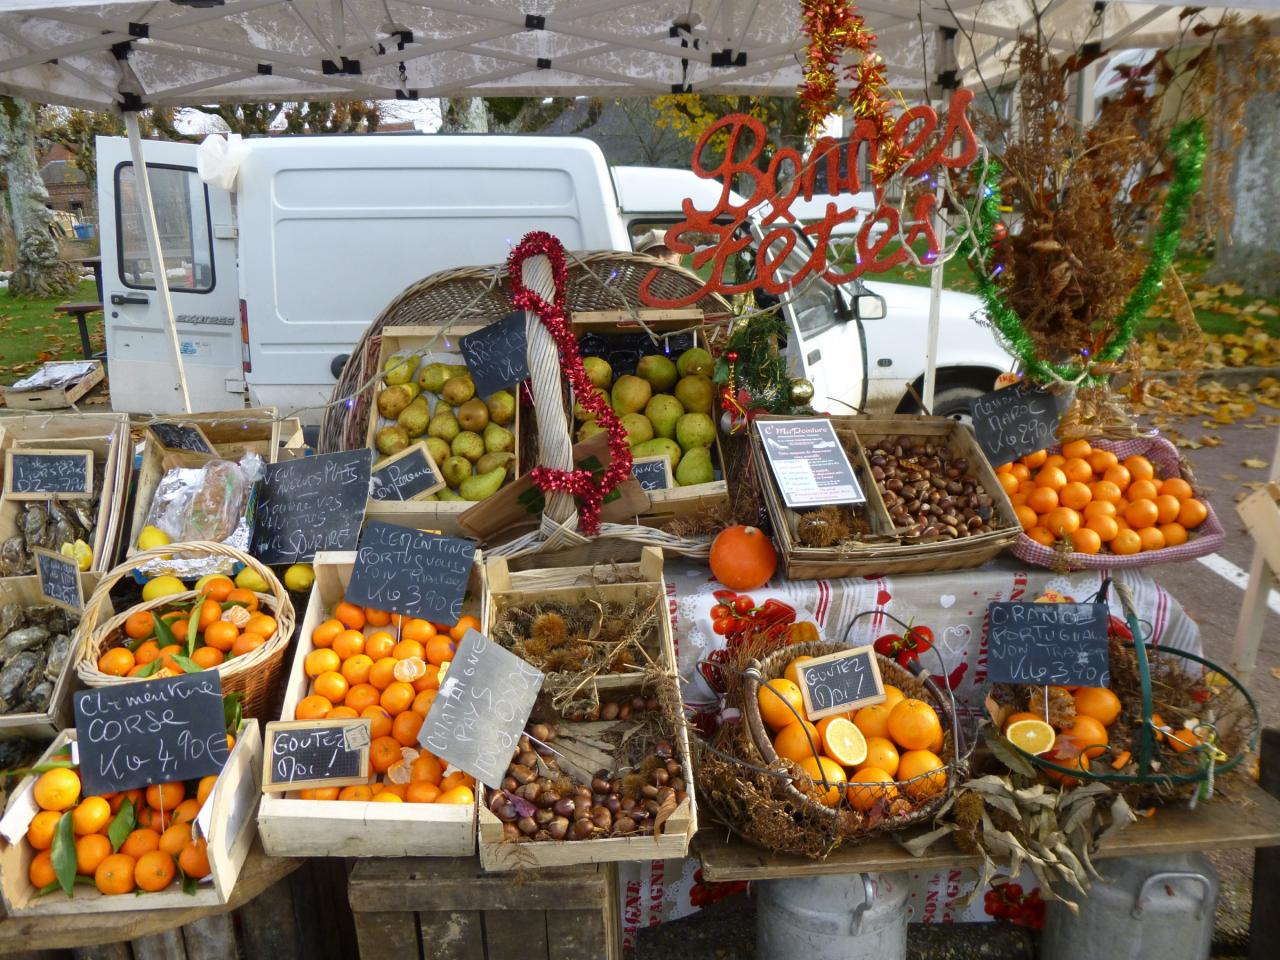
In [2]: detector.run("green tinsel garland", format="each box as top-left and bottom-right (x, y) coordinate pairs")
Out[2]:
(963, 118), (1207, 387)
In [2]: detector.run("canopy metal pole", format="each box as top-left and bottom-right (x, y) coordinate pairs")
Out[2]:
(124, 111), (192, 413)
(923, 31), (958, 414)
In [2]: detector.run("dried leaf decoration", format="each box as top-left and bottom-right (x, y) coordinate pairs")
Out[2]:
(1242, 459), (1269, 469)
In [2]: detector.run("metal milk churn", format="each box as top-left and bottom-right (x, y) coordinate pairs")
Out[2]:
(1042, 853), (1219, 960)
(756, 871), (910, 960)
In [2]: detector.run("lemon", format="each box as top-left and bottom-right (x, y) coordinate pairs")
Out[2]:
(235, 566), (269, 593)
(60, 539), (92, 572)
(142, 575), (186, 602)
(283, 563), (315, 592)
(137, 525), (172, 551)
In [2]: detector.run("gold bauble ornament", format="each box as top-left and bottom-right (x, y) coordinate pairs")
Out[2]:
(789, 378), (815, 404)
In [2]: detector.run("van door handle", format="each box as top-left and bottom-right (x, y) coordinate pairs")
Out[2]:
(807, 349), (821, 365)
(110, 293), (149, 306)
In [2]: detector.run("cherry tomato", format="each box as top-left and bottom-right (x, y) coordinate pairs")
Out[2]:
(712, 590), (738, 603)
(710, 604), (732, 620)
(712, 617), (733, 636)
(906, 625), (933, 647)
(733, 596), (755, 615)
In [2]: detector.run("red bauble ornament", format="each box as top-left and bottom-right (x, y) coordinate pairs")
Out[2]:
(992, 221), (1008, 243)
(726, 350), (739, 363)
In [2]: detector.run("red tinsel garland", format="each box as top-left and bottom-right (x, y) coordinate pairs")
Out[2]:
(506, 231), (632, 537)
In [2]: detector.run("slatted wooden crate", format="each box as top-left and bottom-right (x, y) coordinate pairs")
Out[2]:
(348, 856), (621, 960)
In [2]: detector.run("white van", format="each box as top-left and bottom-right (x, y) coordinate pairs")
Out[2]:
(97, 137), (1011, 422)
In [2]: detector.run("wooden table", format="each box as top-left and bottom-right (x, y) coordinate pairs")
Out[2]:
(53, 301), (103, 360)
(697, 779), (1280, 881)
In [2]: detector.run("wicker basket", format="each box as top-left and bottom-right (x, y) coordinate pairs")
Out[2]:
(740, 640), (969, 839)
(75, 542), (295, 718)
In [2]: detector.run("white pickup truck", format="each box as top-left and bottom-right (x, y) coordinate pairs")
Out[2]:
(95, 135), (1012, 421)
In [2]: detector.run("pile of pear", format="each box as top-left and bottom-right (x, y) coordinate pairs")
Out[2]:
(576, 346), (718, 487)
(375, 355), (517, 502)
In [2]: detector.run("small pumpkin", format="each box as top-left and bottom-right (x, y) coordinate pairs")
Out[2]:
(709, 525), (778, 591)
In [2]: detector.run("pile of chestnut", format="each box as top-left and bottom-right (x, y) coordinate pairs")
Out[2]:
(866, 437), (1000, 540)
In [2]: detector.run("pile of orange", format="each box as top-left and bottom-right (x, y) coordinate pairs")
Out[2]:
(1003, 686), (1122, 783)
(291, 602), (478, 806)
(759, 663), (947, 814)
(97, 576), (274, 678)
(997, 440), (1209, 556)
(24, 748), (225, 897)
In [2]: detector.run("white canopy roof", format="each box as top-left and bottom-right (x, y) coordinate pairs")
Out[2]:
(0, 1), (1273, 110)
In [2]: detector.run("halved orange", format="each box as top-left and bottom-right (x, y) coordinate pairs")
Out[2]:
(1004, 718), (1056, 755)
(817, 716), (867, 767)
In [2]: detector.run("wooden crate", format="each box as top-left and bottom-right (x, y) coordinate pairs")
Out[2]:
(1, 361), (105, 410)
(348, 856), (621, 960)
(0, 572), (103, 740)
(0, 721), (262, 916)
(257, 550), (478, 858)
(0, 413), (130, 574)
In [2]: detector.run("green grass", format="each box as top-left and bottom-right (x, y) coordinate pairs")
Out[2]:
(0, 281), (103, 384)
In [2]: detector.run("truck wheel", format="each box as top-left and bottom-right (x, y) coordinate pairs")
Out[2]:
(929, 385), (982, 425)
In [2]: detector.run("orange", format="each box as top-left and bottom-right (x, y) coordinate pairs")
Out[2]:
(881, 685), (906, 708)
(1160, 477), (1193, 500)
(996, 461), (1013, 474)
(858, 736), (900, 777)
(201, 576), (235, 602)
(1128, 479), (1159, 503)
(341, 653), (375, 685)
(410, 753), (444, 784)
(362, 705), (393, 739)
(1010, 492), (1027, 508)
(313, 671), (349, 704)
(1022, 449), (1048, 468)
(998, 472), (1019, 495)
(231, 633), (265, 658)
(126, 664), (150, 677)
(1089, 481), (1122, 505)
(898, 749), (947, 800)
(1138, 526), (1166, 551)
(295, 694), (332, 720)
(1160, 522), (1188, 547)
(111, 789), (143, 814)
(311, 618), (343, 648)
(853, 703), (894, 740)
(192, 646), (225, 669)
(1124, 499), (1158, 530)
(406, 781), (441, 803)
(1002, 711), (1042, 730)
(1059, 481), (1092, 510)
(226, 588), (259, 612)
(134, 640), (161, 665)
(364, 631), (396, 660)
(146, 782), (183, 812)
(784, 656), (815, 687)
(819, 716), (868, 767)
(1123, 455), (1154, 482)
(178, 838), (211, 880)
(137, 806), (169, 832)
(449, 616), (482, 642)
(1063, 716), (1108, 759)
(97, 647), (135, 677)
(1073, 688), (1121, 727)
(1014, 505), (1038, 531)
(194, 598), (221, 630)
(33, 768), (80, 812)
(370, 736), (403, 773)
(298, 787), (341, 800)
(1026, 526), (1055, 547)
(440, 770), (475, 792)
(1026, 486), (1058, 514)
(332, 629), (366, 660)
(774, 720), (822, 763)
(757, 678), (805, 731)
(72, 796), (112, 835)
(328, 706), (359, 720)
(1008, 463), (1031, 483)
(426, 636), (456, 666)
(1087, 449), (1118, 474)
(1086, 514), (1119, 543)
(1167, 726), (1201, 754)
(1069, 527), (1102, 555)
(391, 639), (425, 661)
(1043, 507), (1081, 537)
(305, 648), (341, 678)
(371, 791), (404, 803)
(157, 643), (184, 672)
(197, 775), (218, 806)
(375, 783), (408, 800)
(26, 810), (61, 850)
(125, 610), (156, 641)
(94, 853), (137, 895)
(392, 710), (424, 747)
(1061, 439), (1093, 460)
(344, 683), (381, 713)
(1034, 466), (1067, 492)
(121, 827), (161, 858)
(369, 657), (399, 690)
(245, 613), (278, 638)
(436, 785), (475, 805)
(171, 799), (200, 825)
(1103, 464), (1131, 490)
(1062, 458), (1093, 484)
(887, 699), (942, 751)
(1178, 498), (1208, 529)
(798, 755), (846, 807)
(402, 618), (436, 644)
(411, 689), (438, 716)
(76, 833), (113, 875)
(1111, 528), (1142, 556)
(334, 602), (367, 631)
(380, 681), (415, 715)
(338, 784), (374, 801)
(134, 849), (176, 892)
(30, 849), (57, 887)
(158, 823), (193, 858)
(846, 767), (898, 813)
(203, 621), (239, 652)
(365, 607), (391, 627)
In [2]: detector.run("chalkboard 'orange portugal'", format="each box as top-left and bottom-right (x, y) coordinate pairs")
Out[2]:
(709, 525), (777, 591)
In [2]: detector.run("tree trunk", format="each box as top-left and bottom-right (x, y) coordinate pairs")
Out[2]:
(1208, 86), (1280, 297)
(0, 99), (77, 298)
(438, 98), (490, 133)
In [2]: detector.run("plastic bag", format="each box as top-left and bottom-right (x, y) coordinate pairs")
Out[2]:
(196, 133), (247, 191)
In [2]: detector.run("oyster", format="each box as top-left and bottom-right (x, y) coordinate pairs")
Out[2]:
(0, 626), (49, 661)
(43, 634), (71, 682)
(23, 680), (52, 712)
(20, 503), (47, 542)
(0, 537), (27, 578)
(0, 651), (39, 708)
(25, 605), (67, 633)
(0, 602), (21, 636)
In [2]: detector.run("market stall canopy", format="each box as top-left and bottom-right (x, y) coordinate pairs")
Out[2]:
(0, 0), (1273, 110)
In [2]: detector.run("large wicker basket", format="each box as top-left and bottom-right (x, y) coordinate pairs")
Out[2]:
(75, 543), (295, 718)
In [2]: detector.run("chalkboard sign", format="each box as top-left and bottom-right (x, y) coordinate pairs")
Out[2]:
(970, 384), (1064, 466)
(147, 421), (215, 455)
(631, 455), (672, 492)
(345, 521), (476, 623)
(986, 601), (1111, 687)
(370, 442), (444, 502)
(419, 629), (544, 789)
(756, 419), (865, 509)
(34, 547), (82, 613)
(262, 719), (371, 792)
(794, 646), (885, 720)
(460, 311), (531, 396)
(252, 449), (372, 565)
(73, 672), (229, 795)
(4, 448), (93, 500)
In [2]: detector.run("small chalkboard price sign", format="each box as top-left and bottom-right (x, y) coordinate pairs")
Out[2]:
(33, 547), (82, 613)
(419, 629), (544, 789)
(969, 384), (1064, 466)
(756, 419), (865, 509)
(345, 521), (476, 623)
(794, 646), (885, 721)
(370, 442), (445, 502)
(986, 601), (1111, 687)
(262, 719), (371, 792)
(631, 455), (672, 492)
(460, 311), (531, 396)
(3, 448), (93, 500)
(146, 421), (216, 455)
(252, 449), (372, 565)
(73, 672), (229, 796)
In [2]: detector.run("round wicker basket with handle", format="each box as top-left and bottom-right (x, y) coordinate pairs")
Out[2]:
(75, 542), (295, 718)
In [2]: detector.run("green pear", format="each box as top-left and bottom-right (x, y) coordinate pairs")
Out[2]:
(401, 381), (421, 401)
(487, 390), (516, 425)
(384, 354), (416, 385)
(452, 431), (485, 463)
(441, 455), (473, 488)
(447, 364), (470, 379)
(427, 410), (460, 443)
(621, 412), (654, 447)
(457, 397), (490, 432)
(631, 437), (681, 470)
(425, 437), (451, 466)
(644, 394), (684, 439)
(675, 446), (714, 486)
(475, 452), (516, 477)
(421, 493), (438, 501)
(636, 354), (678, 392)
(577, 420), (607, 442)
(375, 425), (409, 457)
(377, 385), (412, 420)
(484, 422), (514, 454)
(675, 412), (716, 450)
(574, 386), (609, 422)
(397, 397), (430, 437)
(418, 362), (451, 393)
(437, 488), (464, 502)
(442, 374), (476, 406)
(676, 346), (713, 378)
(583, 356), (613, 389)
(674, 374), (714, 414)
(611, 374), (652, 415)
(459, 467), (507, 501)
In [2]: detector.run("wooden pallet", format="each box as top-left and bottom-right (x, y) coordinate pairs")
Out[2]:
(348, 856), (622, 960)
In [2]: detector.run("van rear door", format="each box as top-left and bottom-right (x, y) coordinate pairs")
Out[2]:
(96, 137), (240, 413)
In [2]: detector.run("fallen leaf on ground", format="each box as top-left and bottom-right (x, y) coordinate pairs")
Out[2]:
(1242, 459), (1270, 469)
